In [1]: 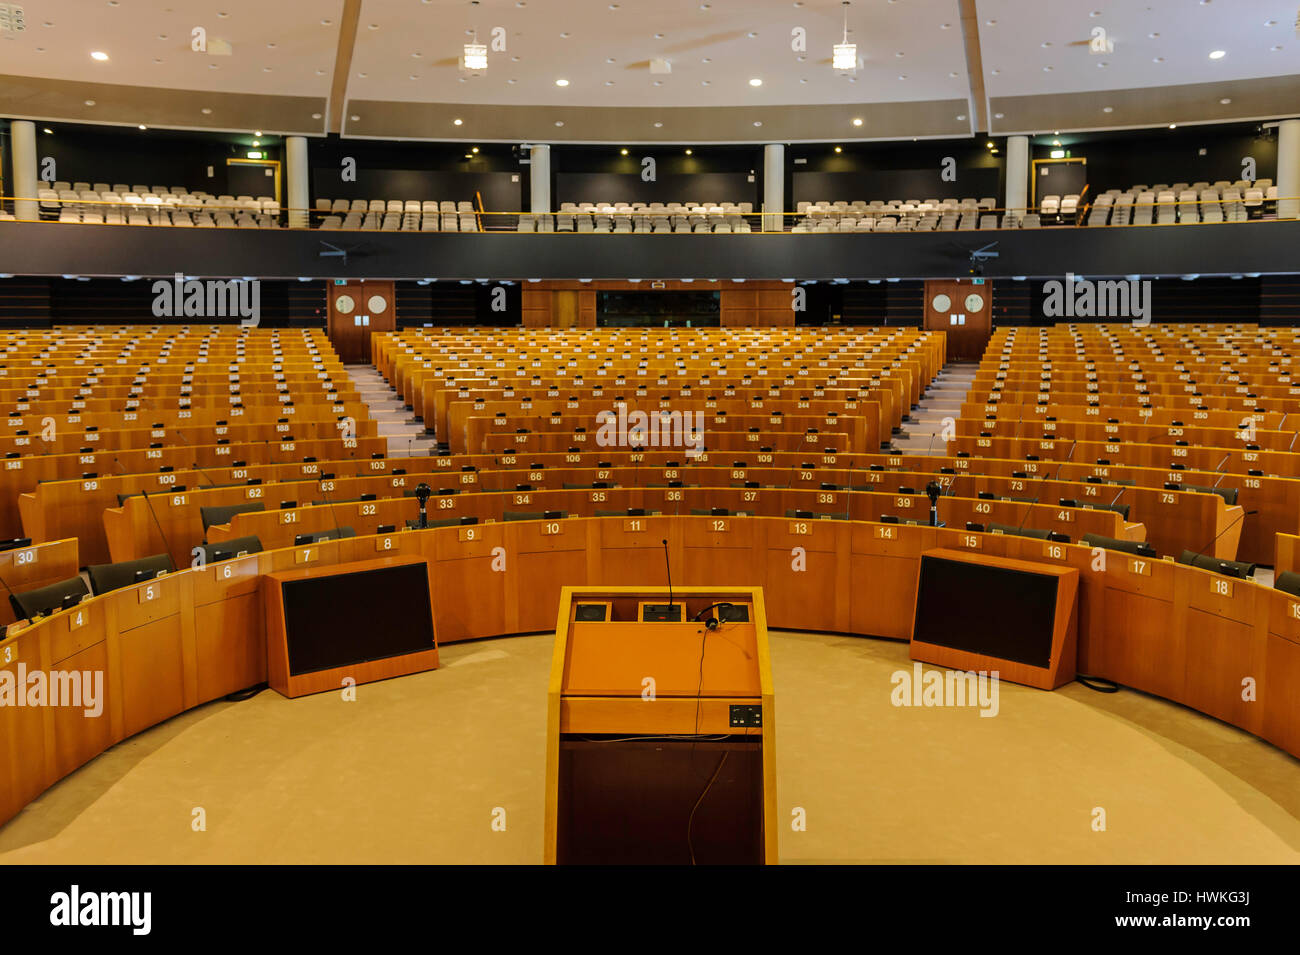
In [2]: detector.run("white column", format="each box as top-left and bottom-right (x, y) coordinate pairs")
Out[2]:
(1005, 134), (1029, 216)
(10, 120), (38, 222)
(286, 135), (309, 228)
(763, 143), (784, 232)
(530, 144), (551, 215)
(1277, 119), (1300, 221)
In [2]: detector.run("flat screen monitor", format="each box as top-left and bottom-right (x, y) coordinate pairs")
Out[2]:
(280, 562), (436, 676)
(913, 555), (1059, 668)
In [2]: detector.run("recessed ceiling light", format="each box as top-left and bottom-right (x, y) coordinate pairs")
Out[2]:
(1153, 56), (1165, 62)
(43, 128), (52, 134)
(358, 72), (367, 78)
(834, 146), (841, 153)
(312, 113), (322, 120)
(956, 114), (966, 121)
(746, 31), (757, 38)
(321, 18), (332, 26)
(993, 112), (1004, 119)
(138, 124), (146, 130)
(368, 23), (378, 29)
(555, 78), (569, 86)
(653, 122), (663, 127)
(948, 71), (958, 77)
(606, 57), (616, 63)
(852, 118), (863, 126)
(1041, 42), (1052, 47)
(453, 118), (463, 125)
(749, 78), (762, 86)
(753, 121), (762, 127)
(200, 107), (211, 114)
(268, 43), (277, 49)
(653, 80), (663, 86)
(702, 57), (712, 63)
(90, 51), (109, 61)
(941, 23), (950, 29)
(560, 32), (570, 38)
(1209, 50), (1226, 59)
(1103, 106), (1114, 113)
(1042, 66), (1053, 71)
(654, 32), (664, 38)
(350, 115), (360, 121)
(1220, 97), (1232, 104)
(603, 80), (614, 85)
(1169, 123), (1177, 129)
(471, 147), (479, 153)
(991, 68), (1000, 75)
(684, 148), (692, 155)
(554, 121), (564, 127)
(620, 148), (628, 155)
(701, 80), (711, 85)
(85, 100), (96, 107)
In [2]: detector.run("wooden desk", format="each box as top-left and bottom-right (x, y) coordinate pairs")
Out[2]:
(545, 585), (776, 865)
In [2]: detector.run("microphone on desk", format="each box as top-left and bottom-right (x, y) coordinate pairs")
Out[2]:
(1185, 509), (1258, 575)
(925, 480), (943, 528)
(414, 482), (431, 529)
(661, 538), (676, 620)
(1013, 440), (1074, 538)
(112, 456), (177, 568)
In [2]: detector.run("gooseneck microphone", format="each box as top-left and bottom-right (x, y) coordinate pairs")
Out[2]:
(662, 538), (674, 618)
(414, 482), (432, 529)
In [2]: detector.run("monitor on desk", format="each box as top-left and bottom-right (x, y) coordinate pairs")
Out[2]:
(280, 562), (436, 676)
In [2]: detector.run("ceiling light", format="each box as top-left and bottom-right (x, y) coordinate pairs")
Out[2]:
(749, 78), (762, 86)
(653, 122), (663, 127)
(554, 121), (564, 127)
(1102, 106), (1113, 113)
(832, 1), (857, 72)
(252, 140), (260, 146)
(1220, 97), (1232, 105)
(90, 51), (109, 61)
(684, 148), (693, 155)
(1209, 50), (1225, 59)
(43, 128), (52, 134)
(1169, 123), (1177, 129)
(453, 118), (463, 126)
(753, 121), (762, 127)
(852, 118), (863, 126)
(85, 100), (97, 107)
(555, 78), (569, 86)
(986, 141), (994, 148)
(834, 146), (842, 153)
(463, 20), (488, 73)
(138, 124), (147, 130)
(620, 148), (628, 155)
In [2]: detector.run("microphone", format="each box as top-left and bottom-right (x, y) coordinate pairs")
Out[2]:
(1209, 453), (1231, 489)
(414, 482), (431, 529)
(661, 538), (677, 621)
(1014, 439), (1075, 537)
(925, 480), (943, 527)
(692, 602), (734, 632)
(113, 457), (178, 568)
(315, 471), (348, 543)
(1187, 508), (1258, 569)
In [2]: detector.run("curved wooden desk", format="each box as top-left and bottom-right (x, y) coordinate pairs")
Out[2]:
(3, 515), (1298, 831)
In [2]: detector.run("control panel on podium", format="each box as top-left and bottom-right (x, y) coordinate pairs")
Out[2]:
(545, 585), (777, 865)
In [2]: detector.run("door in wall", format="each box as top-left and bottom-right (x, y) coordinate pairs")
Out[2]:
(328, 280), (395, 363)
(922, 279), (992, 361)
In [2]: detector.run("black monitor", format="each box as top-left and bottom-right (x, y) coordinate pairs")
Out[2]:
(279, 562), (436, 677)
(913, 554), (1061, 669)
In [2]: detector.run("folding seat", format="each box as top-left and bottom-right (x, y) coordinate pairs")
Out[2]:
(385, 199), (402, 214)
(262, 199), (280, 217)
(348, 198), (367, 213)
(441, 213), (458, 231)
(457, 201), (474, 213)
(537, 215), (555, 233)
(314, 198), (331, 212)
(937, 215), (958, 232)
(38, 188), (60, 215)
(1177, 190), (1199, 223)
(173, 212), (194, 227)
(693, 222), (711, 233)
(873, 217), (896, 233)
(1021, 213), (1041, 229)
(1265, 185), (1278, 212)
(979, 213), (999, 230)
(632, 217), (651, 234)
(577, 217), (595, 234)
(360, 212), (379, 230)
(1059, 194), (1079, 218)
(237, 216), (260, 229)
(51, 180), (71, 192)
(1243, 188), (1264, 214)
(459, 213), (478, 232)
(517, 214), (536, 233)
(401, 216), (419, 231)
(127, 212), (149, 226)
(978, 197), (996, 210)
(365, 198), (384, 213)
(420, 215), (440, 231)
(439, 200), (456, 214)
(1040, 195), (1060, 218)
(713, 222), (732, 234)
(1256, 178), (1273, 190)
(380, 214), (400, 231)
(1133, 192), (1155, 225)
(613, 215), (633, 233)
(92, 182), (111, 193)
(734, 219), (751, 233)
(958, 213), (978, 230)
(169, 185), (187, 195)
(1202, 205), (1224, 223)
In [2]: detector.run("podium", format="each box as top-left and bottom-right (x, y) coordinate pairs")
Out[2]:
(544, 585), (777, 865)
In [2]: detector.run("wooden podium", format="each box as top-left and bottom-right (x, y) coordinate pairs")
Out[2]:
(544, 585), (777, 865)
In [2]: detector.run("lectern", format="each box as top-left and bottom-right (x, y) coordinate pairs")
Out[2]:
(545, 585), (777, 865)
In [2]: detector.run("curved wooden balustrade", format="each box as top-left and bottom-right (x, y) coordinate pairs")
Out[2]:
(4, 514), (1299, 831)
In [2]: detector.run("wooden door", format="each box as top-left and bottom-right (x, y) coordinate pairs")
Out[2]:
(328, 280), (396, 363)
(923, 279), (992, 362)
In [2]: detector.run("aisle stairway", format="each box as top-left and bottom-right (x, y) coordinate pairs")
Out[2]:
(347, 364), (439, 457)
(890, 362), (977, 455)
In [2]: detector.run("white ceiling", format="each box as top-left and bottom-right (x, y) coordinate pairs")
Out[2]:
(347, 0), (970, 107)
(980, 0), (1298, 98)
(0, 0), (1296, 139)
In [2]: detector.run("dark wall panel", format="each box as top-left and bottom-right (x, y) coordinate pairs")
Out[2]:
(3, 220), (1300, 284)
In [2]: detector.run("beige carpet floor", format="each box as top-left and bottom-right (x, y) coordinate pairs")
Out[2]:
(2, 631), (1298, 864)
